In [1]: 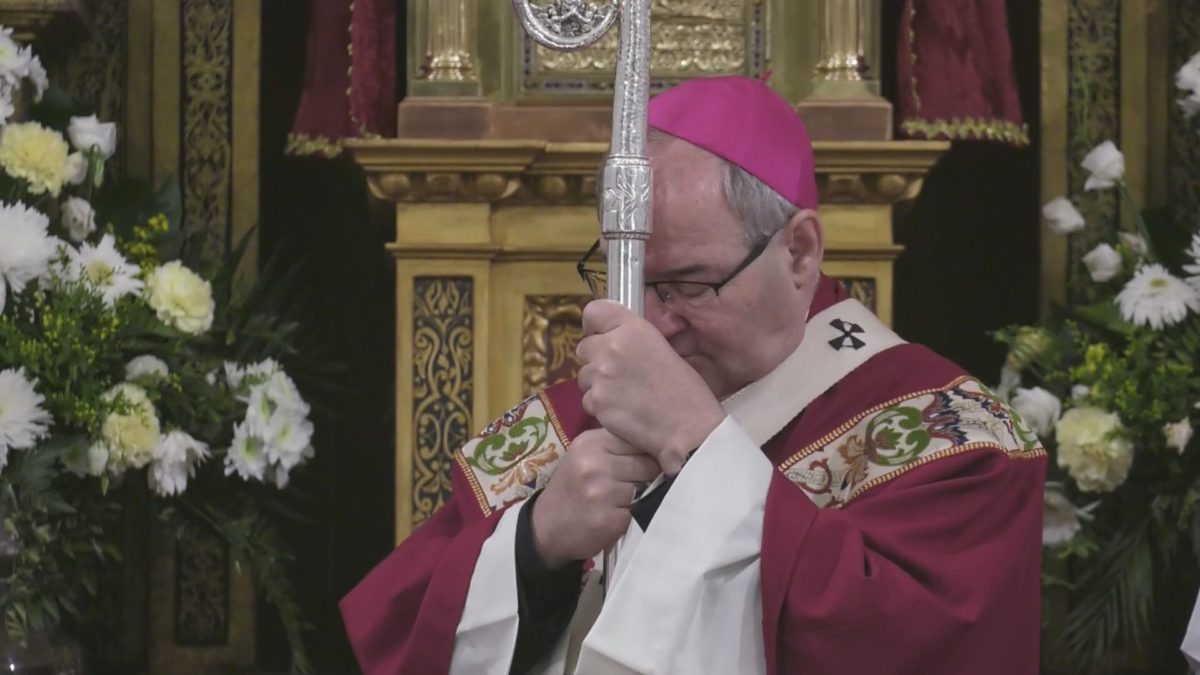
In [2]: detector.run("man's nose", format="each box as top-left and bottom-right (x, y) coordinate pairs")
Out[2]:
(643, 287), (688, 338)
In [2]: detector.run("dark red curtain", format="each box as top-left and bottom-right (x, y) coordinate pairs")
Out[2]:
(286, 0), (396, 157)
(896, 0), (1028, 146)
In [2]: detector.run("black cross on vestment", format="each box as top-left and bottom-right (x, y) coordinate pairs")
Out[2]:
(828, 318), (866, 350)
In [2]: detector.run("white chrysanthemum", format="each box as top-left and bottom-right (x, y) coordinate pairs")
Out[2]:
(1043, 486), (1097, 546)
(1164, 418), (1194, 454)
(26, 54), (46, 101)
(101, 383), (160, 474)
(148, 430), (210, 497)
(266, 370), (309, 417)
(144, 261), (214, 334)
(267, 445), (313, 489)
(244, 383), (274, 436)
(1115, 263), (1200, 329)
(125, 355), (169, 382)
(1011, 386), (1062, 439)
(0, 367), (52, 472)
(265, 412), (313, 470)
(0, 95), (13, 125)
(1185, 233), (1200, 294)
(224, 422), (267, 482)
(1042, 197), (1086, 235)
(68, 233), (143, 307)
(1056, 406), (1134, 493)
(1081, 141), (1125, 191)
(0, 29), (30, 84)
(0, 200), (55, 305)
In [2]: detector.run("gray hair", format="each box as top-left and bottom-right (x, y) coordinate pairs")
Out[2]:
(643, 128), (799, 245)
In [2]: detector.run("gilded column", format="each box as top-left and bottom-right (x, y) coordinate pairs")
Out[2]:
(797, 0), (891, 141)
(410, 0), (478, 96)
(811, 0), (879, 98)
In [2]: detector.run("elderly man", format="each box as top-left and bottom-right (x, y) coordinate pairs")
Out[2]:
(341, 76), (1046, 675)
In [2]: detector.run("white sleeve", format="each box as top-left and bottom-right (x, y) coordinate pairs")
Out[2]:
(574, 416), (772, 675)
(450, 504), (523, 675)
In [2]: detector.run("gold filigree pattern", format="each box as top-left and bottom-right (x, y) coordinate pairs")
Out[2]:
(181, 0), (233, 263)
(523, 0), (764, 93)
(61, 0), (125, 155)
(1066, 0), (1120, 300)
(1170, 0), (1200, 234)
(175, 528), (229, 645)
(523, 295), (588, 396)
(900, 117), (1030, 147)
(412, 278), (474, 526)
(836, 277), (877, 313)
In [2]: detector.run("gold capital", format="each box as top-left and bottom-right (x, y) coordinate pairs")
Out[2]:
(812, 0), (880, 98)
(422, 0), (475, 82)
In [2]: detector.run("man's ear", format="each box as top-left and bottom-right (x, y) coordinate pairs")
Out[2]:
(782, 209), (823, 288)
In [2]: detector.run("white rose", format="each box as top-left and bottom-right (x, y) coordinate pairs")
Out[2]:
(1164, 418), (1193, 454)
(1081, 140), (1125, 191)
(1176, 51), (1200, 95)
(101, 383), (160, 474)
(1118, 232), (1148, 257)
(1071, 384), (1091, 402)
(144, 261), (215, 334)
(61, 196), (96, 243)
(1011, 387), (1062, 439)
(1082, 243), (1122, 282)
(1055, 406), (1134, 493)
(86, 441), (109, 477)
(66, 152), (86, 186)
(1043, 488), (1087, 546)
(1042, 197), (1086, 235)
(67, 115), (117, 159)
(125, 354), (169, 381)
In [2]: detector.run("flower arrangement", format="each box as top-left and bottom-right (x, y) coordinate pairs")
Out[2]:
(0, 29), (317, 671)
(997, 50), (1200, 670)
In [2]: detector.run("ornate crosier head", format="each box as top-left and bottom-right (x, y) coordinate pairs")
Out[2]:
(510, 0), (618, 49)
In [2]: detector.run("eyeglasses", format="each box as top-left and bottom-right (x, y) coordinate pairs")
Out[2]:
(576, 234), (774, 310)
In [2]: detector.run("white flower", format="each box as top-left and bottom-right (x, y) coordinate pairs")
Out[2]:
(1042, 197), (1086, 234)
(66, 152), (86, 186)
(1081, 141), (1125, 190)
(87, 441), (109, 476)
(266, 370), (309, 417)
(1181, 92), (1200, 119)
(1185, 233), (1200, 294)
(26, 54), (46, 100)
(101, 383), (160, 474)
(1071, 384), (1091, 402)
(1011, 387), (1062, 439)
(0, 29), (28, 83)
(1043, 486), (1096, 546)
(62, 440), (109, 478)
(144, 261), (215, 334)
(67, 114), (118, 160)
(224, 422), (267, 482)
(68, 234), (143, 306)
(0, 121), (76, 196)
(1056, 406), (1134, 492)
(0, 95), (13, 125)
(1118, 232), (1148, 257)
(223, 361), (246, 390)
(35, 236), (73, 286)
(1177, 51), (1200, 118)
(1082, 243), (1122, 282)
(148, 430), (210, 497)
(1115, 263), (1200, 329)
(61, 196), (96, 243)
(125, 355), (169, 382)
(265, 412), (313, 470)
(0, 200), (55, 304)
(1164, 418), (1194, 454)
(0, 368), (52, 472)
(994, 364), (1021, 402)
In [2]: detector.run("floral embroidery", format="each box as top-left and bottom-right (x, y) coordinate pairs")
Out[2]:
(780, 377), (1045, 508)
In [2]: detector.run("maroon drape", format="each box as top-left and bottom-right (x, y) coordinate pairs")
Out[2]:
(896, 0), (1029, 146)
(286, 0), (396, 157)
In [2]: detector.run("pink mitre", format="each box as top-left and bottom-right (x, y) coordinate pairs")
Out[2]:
(647, 75), (818, 210)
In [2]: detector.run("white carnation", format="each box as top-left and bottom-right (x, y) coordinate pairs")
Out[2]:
(1056, 406), (1134, 493)
(125, 355), (169, 382)
(144, 261), (215, 334)
(0, 367), (53, 472)
(101, 383), (160, 474)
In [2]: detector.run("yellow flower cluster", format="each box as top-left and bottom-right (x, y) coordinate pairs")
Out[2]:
(124, 212), (170, 273)
(0, 121), (76, 196)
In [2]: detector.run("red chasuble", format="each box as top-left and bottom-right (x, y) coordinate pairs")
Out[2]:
(340, 278), (1046, 674)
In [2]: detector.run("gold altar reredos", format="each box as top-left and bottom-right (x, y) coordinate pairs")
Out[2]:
(351, 0), (948, 542)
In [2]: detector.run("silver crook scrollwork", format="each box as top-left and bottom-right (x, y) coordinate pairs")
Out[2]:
(510, 0), (620, 50)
